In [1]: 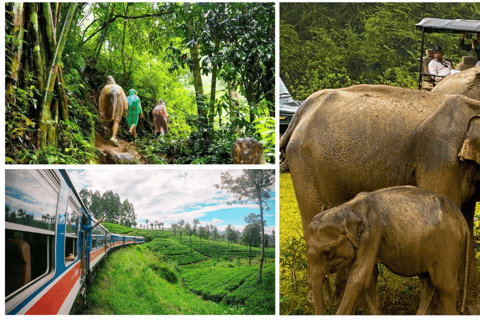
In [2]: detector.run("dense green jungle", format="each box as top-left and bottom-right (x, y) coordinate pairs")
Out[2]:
(5, 2), (274, 164)
(280, 3), (480, 100)
(84, 226), (275, 315)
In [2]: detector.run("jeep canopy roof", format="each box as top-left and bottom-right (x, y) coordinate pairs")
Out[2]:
(416, 18), (480, 89)
(416, 18), (480, 34)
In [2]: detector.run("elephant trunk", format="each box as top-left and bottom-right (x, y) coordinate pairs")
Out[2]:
(310, 261), (327, 315)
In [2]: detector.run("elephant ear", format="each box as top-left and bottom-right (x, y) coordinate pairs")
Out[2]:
(343, 210), (363, 248)
(459, 117), (480, 164)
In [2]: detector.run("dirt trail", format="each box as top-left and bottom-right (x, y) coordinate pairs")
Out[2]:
(94, 132), (147, 164)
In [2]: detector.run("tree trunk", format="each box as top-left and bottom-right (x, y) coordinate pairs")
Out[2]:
(43, 3), (57, 56)
(121, 4), (129, 87)
(29, 3), (45, 93)
(39, 3), (78, 148)
(6, 3), (26, 102)
(190, 44), (206, 122)
(184, 2), (206, 123)
(209, 36), (220, 124)
(56, 66), (68, 121)
(249, 241), (252, 266)
(258, 186), (265, 283)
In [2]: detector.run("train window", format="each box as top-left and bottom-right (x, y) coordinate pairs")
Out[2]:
(65, 200), (79, 236)
(5, 229), (54, 298)
(5, 170), (58, 299)
(65, 200), (79, 266)
(5, 170), (59, 232)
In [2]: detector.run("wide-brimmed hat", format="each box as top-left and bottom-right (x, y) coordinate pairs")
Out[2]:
(433, 46), (443, 53)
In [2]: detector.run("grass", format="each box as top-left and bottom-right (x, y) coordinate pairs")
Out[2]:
(85, 227), (275, 315)
(280, 172), (480, 315)
(181, 259), (275, 315)
(85, 246), (242, 315)
(101, 222), (133, 234)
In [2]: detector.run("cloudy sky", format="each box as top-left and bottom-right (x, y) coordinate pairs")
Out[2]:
(67, 169), (275, 235)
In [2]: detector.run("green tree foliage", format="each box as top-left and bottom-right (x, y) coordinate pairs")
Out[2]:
(79, 188), (136, 227)
(281, 3), (480, 100)
(5, 3), (275, 164)
(215, 169), (275, 283)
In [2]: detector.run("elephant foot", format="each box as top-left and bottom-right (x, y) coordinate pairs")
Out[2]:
(110, 137), (119, 147)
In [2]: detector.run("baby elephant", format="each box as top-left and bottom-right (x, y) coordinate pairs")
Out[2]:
(308, 186), (469, 315)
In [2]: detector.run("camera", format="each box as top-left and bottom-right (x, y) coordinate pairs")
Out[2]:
(467, 34), (472, 39)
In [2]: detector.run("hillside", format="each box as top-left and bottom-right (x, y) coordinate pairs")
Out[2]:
(6, 3), (275, 164)
(85, 230), (275, 315)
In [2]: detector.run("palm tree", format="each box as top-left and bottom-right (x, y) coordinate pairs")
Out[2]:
(155, 220), (159, 230)
(145, 219), (149, 229)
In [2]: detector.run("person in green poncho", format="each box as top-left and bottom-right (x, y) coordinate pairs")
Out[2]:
(126, 89), (143, 139)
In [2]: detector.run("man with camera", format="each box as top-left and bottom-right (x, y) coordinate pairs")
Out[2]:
(428, 46), (454, 82)
(459, 33), (480, 60)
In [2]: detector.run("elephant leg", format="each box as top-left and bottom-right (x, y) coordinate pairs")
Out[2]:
(429, 265), (459, 315)
(439, 287), (458, 315)
(334, 267), (349, 299)
(324, 275), (332, 304)
(417, 277), (436, 315)
(336, 258), (377, 315)
(289, 164), (332, 300)
(461, 194), (480, 314)
(362, 264), (380, 315)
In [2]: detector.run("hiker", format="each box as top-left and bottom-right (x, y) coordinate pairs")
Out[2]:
(126, 89), (143, 139)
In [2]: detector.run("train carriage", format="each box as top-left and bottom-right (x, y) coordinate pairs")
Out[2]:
(5, 169), (144, 315)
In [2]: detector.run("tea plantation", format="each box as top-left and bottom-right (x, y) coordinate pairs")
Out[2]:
(85, 229), (275, 315)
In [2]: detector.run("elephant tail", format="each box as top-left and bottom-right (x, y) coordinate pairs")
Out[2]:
(460, 229), (470, 314)
(107, 85), (119, 122)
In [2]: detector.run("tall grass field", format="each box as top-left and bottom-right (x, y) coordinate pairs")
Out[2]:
(85, 229), (275, 315)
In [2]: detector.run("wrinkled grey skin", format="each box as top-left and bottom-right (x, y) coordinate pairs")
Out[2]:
(308, 186), (470, 315)
(432, 66), (480, 101)
(280, 84), (480, 313)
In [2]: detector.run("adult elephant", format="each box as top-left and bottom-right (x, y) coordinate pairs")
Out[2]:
(98, 76), (128, 146)
(432, 65), (480, 100)
(280, 83), (480, 314)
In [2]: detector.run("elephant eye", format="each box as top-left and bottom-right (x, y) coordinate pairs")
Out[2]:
(322, 248), (333, 258)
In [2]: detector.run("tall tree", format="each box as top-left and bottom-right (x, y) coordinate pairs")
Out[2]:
(178, 219), (185, 241)
(242, 222), (262, 266)
(6, 3), (79, 149)
(185, 222), (194, 252)
(215, 169), (274, 282)
(193, 218), (200, 236)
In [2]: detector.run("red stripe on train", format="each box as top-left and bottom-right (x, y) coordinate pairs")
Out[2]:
(89, 247), (105, 260)
(25, 262), (80, 315)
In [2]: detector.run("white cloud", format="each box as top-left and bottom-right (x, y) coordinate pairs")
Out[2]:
(67, 168), (274, 230)
(211, 218), (224, 225)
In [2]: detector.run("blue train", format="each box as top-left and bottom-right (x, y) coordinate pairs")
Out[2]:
(5, 169), (144, 315)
